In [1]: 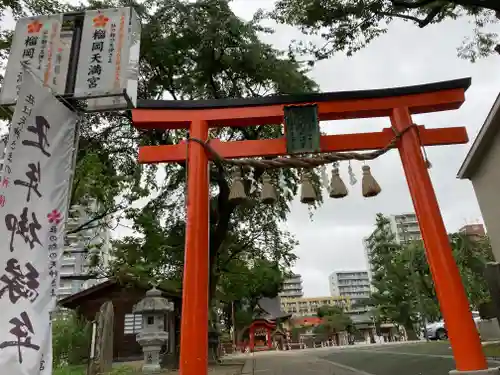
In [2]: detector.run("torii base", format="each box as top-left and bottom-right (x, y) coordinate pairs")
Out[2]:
(450, 368), (500, 375)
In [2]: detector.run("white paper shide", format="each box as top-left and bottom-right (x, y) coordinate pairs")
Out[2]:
(0, 70), (77, 375)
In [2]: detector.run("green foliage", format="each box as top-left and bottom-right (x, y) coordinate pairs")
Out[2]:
(290, 325), (308, 341)
(271, 0), (500, 63)
(98, 0), (312, 328)
(313, 304), (353, 338)
(367, 213), (494, 340)
(52, 311), (91, 367)
(219, 258), (290, 333)
(53, 365), (86, 375)
(0, 0), (318, 342)
(53, 365), (136, 375)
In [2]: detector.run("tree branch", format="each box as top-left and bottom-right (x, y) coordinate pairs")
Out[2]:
(66, 204), (126, 234)
(378, 5), (442, 27)
(391, 0), (500, 12)
(390, 0), (440, 8)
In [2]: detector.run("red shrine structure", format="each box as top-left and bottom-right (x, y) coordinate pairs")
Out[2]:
(246, 297), (291, 352)
(132, 78), (488, 375)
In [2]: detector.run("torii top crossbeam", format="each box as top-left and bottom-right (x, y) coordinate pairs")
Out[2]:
(132, 77), (488, 375)
(133, 78), (470, 163)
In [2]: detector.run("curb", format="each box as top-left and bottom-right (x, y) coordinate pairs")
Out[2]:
(240, 359), (253, 374)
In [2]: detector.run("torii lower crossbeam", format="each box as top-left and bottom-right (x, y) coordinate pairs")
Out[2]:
(132, 78), (487, 375)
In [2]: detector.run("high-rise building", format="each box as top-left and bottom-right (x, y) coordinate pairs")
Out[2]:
(279, 273), (304, 298)
(58, 200), (111, 299)
(328, 270), (371, 303)
(389, 213), (422, 244)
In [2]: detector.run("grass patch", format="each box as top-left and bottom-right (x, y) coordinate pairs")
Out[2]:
(54, 365), (86, 375)
(53, 365), (137, 375)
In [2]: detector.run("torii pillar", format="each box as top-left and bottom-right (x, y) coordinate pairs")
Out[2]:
(132, 77), (489, 375)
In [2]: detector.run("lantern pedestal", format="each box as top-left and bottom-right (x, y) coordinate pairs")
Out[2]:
(133, 288), (175, 374)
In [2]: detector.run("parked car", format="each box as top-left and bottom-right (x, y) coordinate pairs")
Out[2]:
(424, 311), (481, 340)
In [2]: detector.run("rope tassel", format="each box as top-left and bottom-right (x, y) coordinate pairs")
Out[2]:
(329, 167), (348, 199)
(260, 172), (277, 204)
(300, 170), (318, 204)
(229, 167), (248, 204)
(361, 165), (381, 198)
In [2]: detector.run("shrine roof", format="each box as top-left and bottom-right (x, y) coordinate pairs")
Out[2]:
(254, 297), (292, 321)
(138, 78), (471, 110)
(58, 275), (181, 309)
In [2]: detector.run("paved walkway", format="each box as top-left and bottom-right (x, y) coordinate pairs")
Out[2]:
(233, 342), (500, 375)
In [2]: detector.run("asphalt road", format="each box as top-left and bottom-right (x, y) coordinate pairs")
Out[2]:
(239, 342), (500, 375)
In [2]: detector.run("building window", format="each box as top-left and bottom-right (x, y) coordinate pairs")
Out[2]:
(124, 314), (142, 334)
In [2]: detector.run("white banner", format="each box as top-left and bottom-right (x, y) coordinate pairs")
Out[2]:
(74, 7), (140, 111)
(0, 70), (78, 374)
(0, 15), (63, 105)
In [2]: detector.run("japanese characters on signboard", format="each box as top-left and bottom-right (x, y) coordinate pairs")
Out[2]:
(0, 15), (63, 106)
(51, 30), (73, 95)
(74, 7), (140, 111)
(0, 70), (78, 375)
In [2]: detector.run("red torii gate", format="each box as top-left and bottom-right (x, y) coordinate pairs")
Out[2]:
(132, 78), (487, 375)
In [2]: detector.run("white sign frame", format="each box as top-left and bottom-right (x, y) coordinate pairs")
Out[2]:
(73, 7), (140, 112)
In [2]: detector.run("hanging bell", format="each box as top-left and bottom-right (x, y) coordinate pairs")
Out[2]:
(329, 167), (348, 199)
(228, 167), (248, 205)
(361, 165), (381, 198)
(300, 170), (318, 204)
(260, 172), (277, 204)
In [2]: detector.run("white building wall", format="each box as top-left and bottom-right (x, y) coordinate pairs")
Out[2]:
(329, 270), (371, 302)
(470, 134), (500, 261)
(58, 199), (112, 299)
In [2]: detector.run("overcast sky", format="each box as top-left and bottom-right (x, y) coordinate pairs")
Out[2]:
(228, 0), (499, 297)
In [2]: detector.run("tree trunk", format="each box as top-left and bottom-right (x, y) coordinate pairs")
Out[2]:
(404, 322), (418, 341)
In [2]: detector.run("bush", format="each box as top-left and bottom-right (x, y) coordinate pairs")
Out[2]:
(53, 311), (91, 367)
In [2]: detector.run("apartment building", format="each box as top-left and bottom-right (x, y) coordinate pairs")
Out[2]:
(389, 213), (422, 244)
(459, 223), (486, 241)
(329, 270), (371, 304)
(59, 200), (111, 299)
(279, 273), (304, 298)
(280, 296), (350, 317)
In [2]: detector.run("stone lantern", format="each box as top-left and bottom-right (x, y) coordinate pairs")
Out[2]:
(133, 287), (174, 374)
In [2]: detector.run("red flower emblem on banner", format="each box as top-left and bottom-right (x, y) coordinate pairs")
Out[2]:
(93, 14), (109, 28)
(47, 209), (62, 224)
(27, 20), (43, 34)
(1, 177), (9, 188)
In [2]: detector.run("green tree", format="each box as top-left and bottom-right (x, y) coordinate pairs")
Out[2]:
(52, 311), (91, 367)
(272, 0), (500, 63)
(367, 213), (494, 340)
(0, 0), (317, 355)
(218, 258), (291, 343)
(1, 0), (310, 287)
(314, 305), (353, 340)
(367, 213), (423, 339)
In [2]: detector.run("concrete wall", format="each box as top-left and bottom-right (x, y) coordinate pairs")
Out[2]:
(478, 319), (500, 342)
(471, 134), (500, 261)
